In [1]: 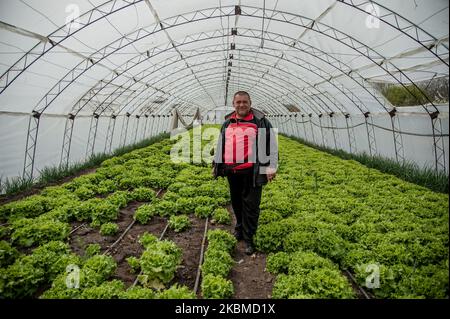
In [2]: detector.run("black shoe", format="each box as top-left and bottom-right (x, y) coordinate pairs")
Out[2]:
(245, 243), (255, 255)
(233, 230), (243, 241)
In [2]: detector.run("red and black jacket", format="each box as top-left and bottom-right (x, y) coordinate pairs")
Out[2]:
(213, 108), (278, 187)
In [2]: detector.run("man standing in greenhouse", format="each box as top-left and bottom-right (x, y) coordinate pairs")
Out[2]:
(213, 91), (278, 255)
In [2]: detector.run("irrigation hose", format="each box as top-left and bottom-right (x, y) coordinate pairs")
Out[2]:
(193, 217), (209, 295)
(345, 269), (371, 299)
(69, 223), (86, 235)
(104, 220), (136, 255)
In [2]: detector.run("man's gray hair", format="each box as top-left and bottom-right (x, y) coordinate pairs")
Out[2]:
(233, 91), (251, 103)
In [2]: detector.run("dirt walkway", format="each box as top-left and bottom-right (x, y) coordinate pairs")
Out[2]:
(223, 205), (275, 299)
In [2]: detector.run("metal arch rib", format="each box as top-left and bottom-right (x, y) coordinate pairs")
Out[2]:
(238, 5), (440, 114)
(65, 28), (388, 122)
(337, 0), (449, 66)
(7, 5), (442, 117)
(117, 64), (326, 119)
(0, 0), (146, 94)
(132, 73), (301, 117)
(143, 0), (217, 109)
(151, 75), (313, 116)
(82, 42), (374, 120)
(21, 5), (446, 177)
(112, 57), (341, 117)
(155, 79), (285, 117)
(79, 51), (339, 119)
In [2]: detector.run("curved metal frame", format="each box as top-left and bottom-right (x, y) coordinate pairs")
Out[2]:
(2, 1), (445, 93)
(338, 0), (448, 66)
(23, 7), (442, 116)
(14, 4), (446, 178)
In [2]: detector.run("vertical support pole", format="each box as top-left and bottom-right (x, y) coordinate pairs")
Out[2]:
(329, 113), (338, 150)
(120, 112), (131, 147)
(318, 114), (326, 147)
(389, 109), (405, 164)
(86, 113), (99, 158)
(301, 114), (307, 141)
(60, 113), (75, 169)
(155, 115), (162, 135)
(162, 115), (168, 133)
(309, 114), (315, 145)
(163, 115), (169, 133)
(142, 114), (149, 140)
(134, 115), (140, 143)
(289, 115), (294, 136)
(345, 114), (355, 154)
(295, 114), (301, 138)
(105, 114), (117, 154)
(364, 112), (377, 157)
(278, 116), (282, 134)
(149, 115), (156, 137)
(430, 112), (446, 173)
(23, 111), (41, 180)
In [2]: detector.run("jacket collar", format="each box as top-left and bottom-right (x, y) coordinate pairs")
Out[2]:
(230, 111), (253, 121)
(225, 108), (265, 121)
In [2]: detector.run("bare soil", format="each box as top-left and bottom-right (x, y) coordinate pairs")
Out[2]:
(68, 200), (275, 299)
(212, 205), (275, 299)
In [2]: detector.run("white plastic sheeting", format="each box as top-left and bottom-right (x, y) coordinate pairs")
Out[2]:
(270, 105), (449, 172)
(0, 0), (448, 180)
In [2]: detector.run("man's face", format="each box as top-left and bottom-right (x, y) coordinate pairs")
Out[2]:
(233, 94), (251, 118)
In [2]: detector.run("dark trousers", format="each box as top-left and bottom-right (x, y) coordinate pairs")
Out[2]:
(227, 172), (262, 245)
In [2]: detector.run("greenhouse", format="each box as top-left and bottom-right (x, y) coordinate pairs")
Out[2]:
(0, 0), (448, 300)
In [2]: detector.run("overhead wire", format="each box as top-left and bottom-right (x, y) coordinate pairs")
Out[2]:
(143, 0), (217, 113)
(247, 0), (284, 113)
(342, 4), (449, 68)
(17, 0), (125, 71)
(3, 1), (448, 118)
(6, 1), (201, 118)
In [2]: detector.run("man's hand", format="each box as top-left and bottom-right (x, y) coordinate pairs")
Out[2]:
(266, 167), (277, 182)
